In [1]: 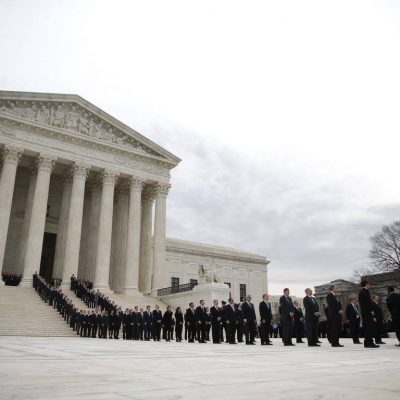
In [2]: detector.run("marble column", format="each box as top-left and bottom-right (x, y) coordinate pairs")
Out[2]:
(123, 176), (144, 293)
(111, 183), (129, 292)
(21, 154), (56, 286)
(77, 190), (91, 280)
(85, 180), (102, 282)
(52, 171), (73, 280)
(139, 186), (155, 294)
(0, 146), (23, 271)
(93, 169), (119, 291)
(60, 163), (90, 286)
(151, 183), (170, 294)
(17, 164), (37, 275)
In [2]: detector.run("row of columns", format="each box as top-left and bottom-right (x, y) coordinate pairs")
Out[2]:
(0, 144), (170, 294)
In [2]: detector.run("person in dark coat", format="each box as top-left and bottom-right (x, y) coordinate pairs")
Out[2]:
(152, 304), (162, 341)
(326, 285), (344, 347)
(303, 288), (321, 346)
(345, 297), (361, 344)
(372, 295), (385, 345)
(101, 311), (109, 339)
(280, 288), (295, 346)
(195, 300), (207, 343)
(143, 306), (152, 341)
(174, 307), (184, 342)
(114, 309), (122, 339)
(224, 298), (238, 344)
(185, 302), (196, 343)
(205, 307), (211, 341)
(90, 310), (97, 338)
(210, 300), (223, 343)
(293, 301), (305, 343)
(358, 280), (379, 348)
(386, 286), (400, 346)
(236, 303), (244, 343)
(259, 293), (273, 345)
(162, 306), (174, 342)
(242, 295), (257, 345)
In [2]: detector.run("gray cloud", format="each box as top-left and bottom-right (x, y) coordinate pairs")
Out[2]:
(145, 122), (400, 293)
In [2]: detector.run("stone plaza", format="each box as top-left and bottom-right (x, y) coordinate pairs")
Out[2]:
(0, 336), (399, 400)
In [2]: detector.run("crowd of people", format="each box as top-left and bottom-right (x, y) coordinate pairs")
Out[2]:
(2, 272), (22, 286)
(32, 273), (400, 348)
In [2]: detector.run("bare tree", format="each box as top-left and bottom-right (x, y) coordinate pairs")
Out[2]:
(369, 221), (400, 272)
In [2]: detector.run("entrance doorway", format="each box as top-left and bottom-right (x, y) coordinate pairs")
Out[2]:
(39, 232), (57, 283)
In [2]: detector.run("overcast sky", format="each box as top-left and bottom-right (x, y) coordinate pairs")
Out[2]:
(1, 0), (400, 296)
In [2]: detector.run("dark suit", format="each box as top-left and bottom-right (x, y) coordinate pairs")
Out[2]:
(303, 296), (320, 345)
(345, 303), (361, 343)
(326, 292), (342, 345)
(195, 306), (206, 342)
(185, 307), (196, 342)
(372, 301), (384, 343)
(386, 292), (400, 342)
(259, 301), (272, 344)
(223, 303), (238, 344)
(293, 307), (304, 342)
(242, 301), (257, 344)
(152, 309), (162, 341)
(279, 295), (294, 345)
(143, 310), (152, 340)
(210, 306), (223, 343)
(358, 287), (374, 346)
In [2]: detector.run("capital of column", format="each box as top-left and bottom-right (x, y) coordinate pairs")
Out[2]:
(71, 162), (91, 180)
(1, 145), (23, 165)
(62, 170), (73, 187)
(142, 185), (156, 204)
(101, 169), (119, 187)
(154, 183), (171, 198)
(115, 182), (130, 196)
(129, 176), (145, 192)
(36, 154), (56, 173)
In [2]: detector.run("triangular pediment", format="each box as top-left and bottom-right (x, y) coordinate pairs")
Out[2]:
(0, 90), (180, 167)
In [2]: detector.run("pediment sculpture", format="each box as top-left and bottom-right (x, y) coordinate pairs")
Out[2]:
(0, 100), (161, 157)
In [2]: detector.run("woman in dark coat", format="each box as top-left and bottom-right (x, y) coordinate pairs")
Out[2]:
(175, 307), (184, 342)
(162, 306), (174, 342)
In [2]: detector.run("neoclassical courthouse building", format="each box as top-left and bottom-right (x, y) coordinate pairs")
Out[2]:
(0, 91), (268, 304)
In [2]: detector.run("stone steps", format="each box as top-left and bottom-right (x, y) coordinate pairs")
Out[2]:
(0, 285), (76, 337)
(61, 288), (93, 311)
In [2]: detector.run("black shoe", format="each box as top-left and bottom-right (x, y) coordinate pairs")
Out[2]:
(316, 340), (322, 343)
(376, 341), (385, 344)
(395, 344), (400, 347)
(230, 342), (237, 344)
(284, 343), (295, 346)
(332, 344), (343, 347)
(246, 342), (255, 345)
(266, 342), (273, 345)
(364, 344), (379, 348)
(296, 340), (305, 343)
(309, 344), (320, 347)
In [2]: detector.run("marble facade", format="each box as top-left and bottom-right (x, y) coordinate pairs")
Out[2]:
(0, 90), (269, 301)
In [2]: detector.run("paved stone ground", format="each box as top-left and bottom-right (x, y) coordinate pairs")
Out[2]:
(0, 337), (399, 400)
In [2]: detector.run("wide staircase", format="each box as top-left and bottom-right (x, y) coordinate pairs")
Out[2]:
(0, 283), (170, 337)
(0, 284), (76, 337)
